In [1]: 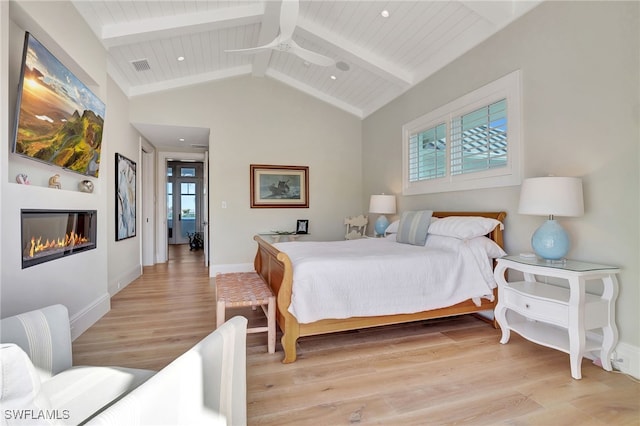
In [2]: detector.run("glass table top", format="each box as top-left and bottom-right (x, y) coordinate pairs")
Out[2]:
(502, 255), (619, 272)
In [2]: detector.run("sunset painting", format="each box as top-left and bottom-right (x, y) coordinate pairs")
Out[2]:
(13, 33), (105, 177)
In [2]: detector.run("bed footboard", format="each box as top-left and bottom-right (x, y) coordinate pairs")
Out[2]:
(253, 236), (300, 363)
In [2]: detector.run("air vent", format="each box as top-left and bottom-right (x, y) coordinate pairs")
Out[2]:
(131, 59), (151, 72)
(190, 144), (208, 149)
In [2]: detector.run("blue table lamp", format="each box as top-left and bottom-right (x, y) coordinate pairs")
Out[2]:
(369, 194), (396, 236)
(518, 177), (584, 261)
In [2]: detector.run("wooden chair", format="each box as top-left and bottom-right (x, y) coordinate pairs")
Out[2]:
(344, 215), (368, 239)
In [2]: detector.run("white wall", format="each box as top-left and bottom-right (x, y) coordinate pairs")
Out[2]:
(129, 76), (362, 272)
(105, 75), (143, 295)
(363, 1), (639, 369)
(1, 2), (142, 339)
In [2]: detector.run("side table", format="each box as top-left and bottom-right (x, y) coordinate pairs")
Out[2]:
(494, 255), (620, 379)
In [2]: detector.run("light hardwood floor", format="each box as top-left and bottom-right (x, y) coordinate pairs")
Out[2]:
(73, 245), (640, 425)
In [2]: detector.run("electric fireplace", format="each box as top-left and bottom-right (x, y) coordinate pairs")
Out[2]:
(21, 209), (97, 269)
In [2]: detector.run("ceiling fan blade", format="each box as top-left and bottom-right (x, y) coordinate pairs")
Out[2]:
(289, 42), (336, 67)
(224, 38), (278, 54)
(279, 0), (299, 40)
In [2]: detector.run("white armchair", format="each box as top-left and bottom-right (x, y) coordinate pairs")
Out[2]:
(0, 305), (248, 425)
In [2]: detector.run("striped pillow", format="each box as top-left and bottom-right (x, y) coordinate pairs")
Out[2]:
(396, 210), (433, 246)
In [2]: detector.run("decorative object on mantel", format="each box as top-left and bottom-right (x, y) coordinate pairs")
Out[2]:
(48, 174), (61, 189)
(78, 180), (94, 193)
(15, 174), (30, 185)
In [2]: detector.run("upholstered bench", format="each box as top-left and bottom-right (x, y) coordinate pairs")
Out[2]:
(215, 272), (276, 354)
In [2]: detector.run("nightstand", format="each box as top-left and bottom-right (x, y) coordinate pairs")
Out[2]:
(494, 256), (620, 379)
(258, 233), (307, 243)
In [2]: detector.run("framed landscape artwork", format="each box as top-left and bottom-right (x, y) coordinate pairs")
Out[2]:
(250, 164), (309, 208)
(116, 153), (136, 240)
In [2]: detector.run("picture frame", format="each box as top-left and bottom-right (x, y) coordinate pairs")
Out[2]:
(250, 164), (309, 208)
(296, 219), (309, 234)
(115, 153), (136, 241)
(12, 32), (105, 177)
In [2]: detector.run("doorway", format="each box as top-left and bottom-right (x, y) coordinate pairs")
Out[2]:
(167, 161), (203, 245)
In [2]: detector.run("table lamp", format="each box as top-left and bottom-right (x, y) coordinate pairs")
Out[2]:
(518, 176), (584, 261)
(369, 194), (396, 236)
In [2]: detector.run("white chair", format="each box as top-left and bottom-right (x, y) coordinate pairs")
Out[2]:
(1, 305), (248, 425)
(344, 215), (368, 239)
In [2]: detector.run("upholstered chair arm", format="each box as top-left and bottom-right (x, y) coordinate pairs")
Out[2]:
(0, 304), (72, 379)
(198, 315), (247, 425)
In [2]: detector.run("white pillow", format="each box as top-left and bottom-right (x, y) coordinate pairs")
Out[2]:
(468, 236), (507, 258)
(384, 220), (400, 234)
(425, 235), (504, 258)
(0, 344), (54, 424)
(428, 216), (503, 240)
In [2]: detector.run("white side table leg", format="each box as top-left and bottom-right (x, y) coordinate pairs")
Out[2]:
(599, 274), (619, 371)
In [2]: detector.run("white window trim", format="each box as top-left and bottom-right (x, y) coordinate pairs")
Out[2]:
(402, 70), (523, 195)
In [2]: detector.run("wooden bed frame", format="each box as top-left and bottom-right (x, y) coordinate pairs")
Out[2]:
(253, 211), (507, 363)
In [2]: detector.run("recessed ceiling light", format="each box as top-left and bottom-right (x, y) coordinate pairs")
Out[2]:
(336, 61), (350, 71)
(179, 138), (185, 142)
(330, 75), (337, 80)
(381, 10), (390, 18)
(177, 56), (185, 61)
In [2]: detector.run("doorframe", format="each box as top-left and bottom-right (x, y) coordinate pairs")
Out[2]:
(155, 151), (207, 263)
(167, 161), (203, 245)
(141, 144), (155, 266)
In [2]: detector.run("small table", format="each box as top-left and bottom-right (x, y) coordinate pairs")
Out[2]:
(494, 256), (620, 379)
(258, 233), (307, 243)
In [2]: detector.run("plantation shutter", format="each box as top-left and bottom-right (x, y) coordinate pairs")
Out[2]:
(450, 99), (508, 176)
(408, 123), (446, 182)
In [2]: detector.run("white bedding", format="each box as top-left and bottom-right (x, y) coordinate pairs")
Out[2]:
(273, 237), (499, 324)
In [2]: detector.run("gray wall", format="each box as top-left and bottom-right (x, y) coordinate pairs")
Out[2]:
(129, 76), (363, 270)
(363, 1), (639, 352)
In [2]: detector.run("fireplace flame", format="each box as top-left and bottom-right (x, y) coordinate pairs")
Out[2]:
(28, 232), (89, 258)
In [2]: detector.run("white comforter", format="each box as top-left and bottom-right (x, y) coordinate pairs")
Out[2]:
(273, 238), (498, 324)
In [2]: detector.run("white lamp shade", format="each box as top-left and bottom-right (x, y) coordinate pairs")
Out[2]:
(518, 177), (584, 217)
(369, 194), (396, 214)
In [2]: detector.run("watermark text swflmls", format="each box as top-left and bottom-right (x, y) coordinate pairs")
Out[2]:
(4, 409), (71, 421)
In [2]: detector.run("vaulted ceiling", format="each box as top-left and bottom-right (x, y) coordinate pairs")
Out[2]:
(71, 0), (541, 149)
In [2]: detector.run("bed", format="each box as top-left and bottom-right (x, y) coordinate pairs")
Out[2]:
(253, 211), (507, 363)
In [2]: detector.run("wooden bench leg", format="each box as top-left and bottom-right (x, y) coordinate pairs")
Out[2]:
(216, 300), (226, 329)
(267, 295), (276, 354)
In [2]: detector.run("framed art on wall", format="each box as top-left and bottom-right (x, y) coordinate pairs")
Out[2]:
(250, 164), (309, 208)
(296, 219), (309, 234)
(116, 153), (136, 240)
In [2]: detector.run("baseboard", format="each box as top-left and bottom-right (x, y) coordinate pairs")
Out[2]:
(69, 293), (110, 341)
(109, 263), (143, 295)
(612, 341), (640, 379)
(209, 262), (253, 276)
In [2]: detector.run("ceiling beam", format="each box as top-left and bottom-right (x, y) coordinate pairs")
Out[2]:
(296, 16), (413, 88)
(460, 1), (543, 26)
(101, 3), (265, 48)
(251, 0), (281, 77)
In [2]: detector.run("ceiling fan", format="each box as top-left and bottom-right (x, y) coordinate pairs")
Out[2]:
(225, 0), (335, 67)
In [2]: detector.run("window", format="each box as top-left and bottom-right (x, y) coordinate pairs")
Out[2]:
(403, 70), (522, 195)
